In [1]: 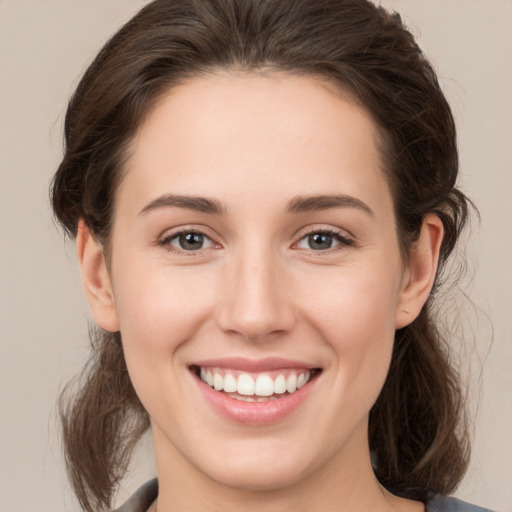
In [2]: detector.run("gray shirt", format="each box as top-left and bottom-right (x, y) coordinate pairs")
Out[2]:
(115, 479), (496, 512)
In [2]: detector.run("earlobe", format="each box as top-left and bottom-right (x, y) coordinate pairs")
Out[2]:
(395, 214), (444, 329)
(76, 220), (120, 332)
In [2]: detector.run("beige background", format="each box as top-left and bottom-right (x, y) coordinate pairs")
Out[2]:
(0, 1), (510, 511)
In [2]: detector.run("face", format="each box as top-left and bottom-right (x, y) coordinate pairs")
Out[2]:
(82, 73), (437, 493)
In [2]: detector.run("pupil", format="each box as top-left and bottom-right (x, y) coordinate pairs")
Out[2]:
(309, 233), (332, 250)
(180, 233), (203, 250)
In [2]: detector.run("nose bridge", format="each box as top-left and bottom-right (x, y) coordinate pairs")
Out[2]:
(217, 238), (295, 341)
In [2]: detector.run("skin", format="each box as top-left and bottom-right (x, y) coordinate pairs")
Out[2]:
(77, 73), (442, 512)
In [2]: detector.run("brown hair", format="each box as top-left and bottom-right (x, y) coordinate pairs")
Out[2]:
(51, 0), (471, 510)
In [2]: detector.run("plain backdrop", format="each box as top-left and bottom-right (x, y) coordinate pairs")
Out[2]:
(0, 1), (510, 511)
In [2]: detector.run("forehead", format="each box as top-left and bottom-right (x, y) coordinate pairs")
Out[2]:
(118, 72), (392, 217)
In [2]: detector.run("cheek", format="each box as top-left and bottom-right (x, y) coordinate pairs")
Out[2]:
(112, 262), (217, 354)
(305, 264), (401, 340)
(111, 263), (220, 419)
(303, 265), (400, 396)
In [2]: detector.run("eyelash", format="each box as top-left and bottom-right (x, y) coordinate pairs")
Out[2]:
(157, 227), (355, 256)
(158, 229), (218, 256)
(294, 228), (355, 253)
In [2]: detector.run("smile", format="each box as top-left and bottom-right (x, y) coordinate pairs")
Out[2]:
(189, 359), (321, 424)
(197, 367), (313, 402)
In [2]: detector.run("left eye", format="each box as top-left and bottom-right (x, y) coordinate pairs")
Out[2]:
(296, 231), (348, 251)
(166, 232), (215, 251)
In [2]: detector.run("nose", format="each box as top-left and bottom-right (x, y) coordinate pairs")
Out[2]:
(216, 245), (296, 343)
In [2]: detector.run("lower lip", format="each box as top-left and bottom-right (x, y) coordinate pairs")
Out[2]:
(194, 374), (317, 425)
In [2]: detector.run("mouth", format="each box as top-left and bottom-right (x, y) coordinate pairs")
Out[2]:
(189, 362), (322, 404)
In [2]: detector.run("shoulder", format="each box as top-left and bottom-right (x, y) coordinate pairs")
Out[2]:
(427, 495), (497, 512)
(113, 482), (498, 512)
(114, 478), (158, 512)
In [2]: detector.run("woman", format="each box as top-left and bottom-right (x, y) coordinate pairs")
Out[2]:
(51, 0), (494, 511)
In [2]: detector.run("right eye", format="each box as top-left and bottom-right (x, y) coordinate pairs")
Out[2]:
(161, 231), (216, 252)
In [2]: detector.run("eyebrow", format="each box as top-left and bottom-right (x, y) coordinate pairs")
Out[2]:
(138, 193), (373, 217)
(286, 194), (374, 216)
(138, 194), (226, 216)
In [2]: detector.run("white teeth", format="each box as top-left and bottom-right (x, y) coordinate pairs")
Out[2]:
(286, 374), (297, 393)
(255, 375), (274, 396)
(198, 368), (313, 397)
(274, 374), (287, 394)
(257, 396), (276, 402)
(237, 373), (255, 396)
(227, 394), (279, 402)
(213, 372), (223, 391)
(231, 393), (257, 402)
(223, 373), (237, 393)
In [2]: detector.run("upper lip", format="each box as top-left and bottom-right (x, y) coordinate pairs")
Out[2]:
(190, 357), (319, 372)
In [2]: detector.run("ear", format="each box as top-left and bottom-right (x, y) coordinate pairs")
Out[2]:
(395, 214), (444, 329)
(76, 219), (120, 332)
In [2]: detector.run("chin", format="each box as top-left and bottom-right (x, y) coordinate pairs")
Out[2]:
(188, 434), (333, 494)
(207, 458), (312, 493)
